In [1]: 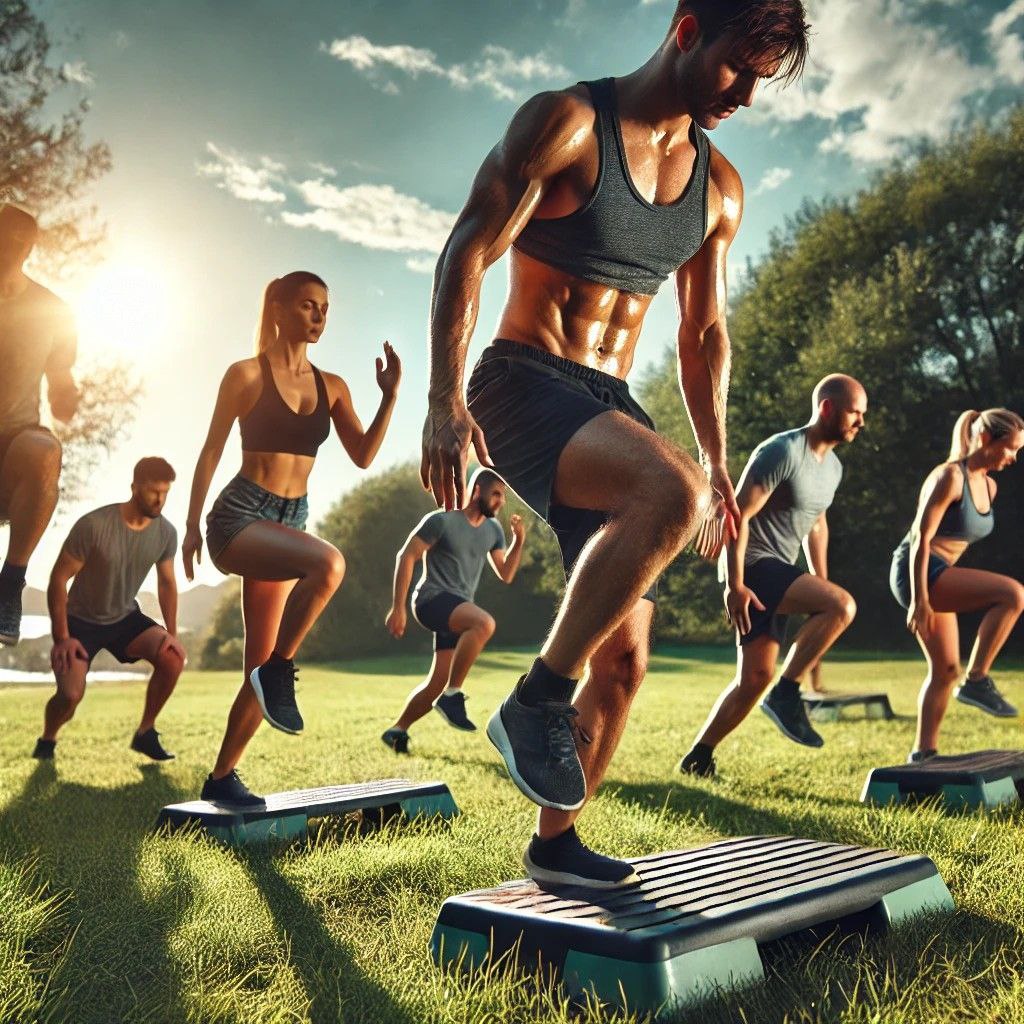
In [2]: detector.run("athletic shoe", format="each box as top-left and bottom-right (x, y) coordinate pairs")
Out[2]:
(524, 827), (639, 890)
(955, 676), (1018, 718)
(130, 727), (175, 761)
(908, 748), (938, 763)
(760, 685), (824, 748)
(434, 690), (477, 731)
(200, 770), (265, 806)
(486, 683), (586, 811)
(381, 727), (410, 754)
(0, 583), (23, 646)
(32, 738), (55, 760)
(249, 657), (303, 734)
(678, 747), (716, 778)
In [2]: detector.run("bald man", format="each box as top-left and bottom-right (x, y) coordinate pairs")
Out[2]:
(679, 375), (867, 776)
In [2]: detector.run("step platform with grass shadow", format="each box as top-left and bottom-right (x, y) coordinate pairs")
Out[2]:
(802, 691), (895, 722)
(156, 778), (459, 845)
(430, 834), (952, 1018)
(862, 749), (1024, 810)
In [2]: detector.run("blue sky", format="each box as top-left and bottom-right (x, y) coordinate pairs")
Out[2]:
(15, 0), (1024, 592)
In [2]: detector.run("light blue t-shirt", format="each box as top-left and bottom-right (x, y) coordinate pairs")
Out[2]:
(411, 510), (505, 604)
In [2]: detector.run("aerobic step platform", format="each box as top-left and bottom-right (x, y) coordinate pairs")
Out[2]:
(431, 834), (952, 1017)
(862, 750), (1024, 811)
(803, 692), (895, 722)
(157, 778), (458, 845)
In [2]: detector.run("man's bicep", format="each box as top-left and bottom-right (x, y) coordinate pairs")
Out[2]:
(735, 478), (774, 520)
(50, 548), (84, 583)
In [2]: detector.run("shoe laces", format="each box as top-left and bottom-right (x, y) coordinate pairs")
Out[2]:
(537, 701), (590, 765)
(971, 675), (996, 693)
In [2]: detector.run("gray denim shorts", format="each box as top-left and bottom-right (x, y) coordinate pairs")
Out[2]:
(206, 475), (308, 573)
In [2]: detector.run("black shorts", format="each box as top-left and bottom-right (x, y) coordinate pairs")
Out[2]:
(738, 558), (806, 647)
(67, 608), (160, 664)
(467, 339), (658, 603)
(412, 591), (467, 652)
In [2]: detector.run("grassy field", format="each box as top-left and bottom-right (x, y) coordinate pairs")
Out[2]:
(0, 646), (1022, 1024)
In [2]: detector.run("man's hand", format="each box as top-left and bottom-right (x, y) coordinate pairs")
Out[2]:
(161, 635), (188, 663)
(51, 637), (89, 675)
(385, 606), (407, 639)
(694, 464), (739, 561)
(420, 400), (492, 510)
(510, 513), (526, 541)
(724, 583), (765, 635)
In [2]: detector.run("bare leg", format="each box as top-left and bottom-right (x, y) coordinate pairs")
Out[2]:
(42, 655), (89, 741)
(776, 577), (857, 683)
(211, 577), (292, 779)
(0, 429), (62, 566)
(807, 662), (825, 693)
(541, 412), (710, 679)
(393, 649), (455, 731)
(445, 604), (495, 690)
(123, 627), (185, 734)
(914, 612), (959, 753)
(538, 601), (653, 839)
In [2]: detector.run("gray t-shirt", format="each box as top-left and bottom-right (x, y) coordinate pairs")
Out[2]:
(64, 504), (177, 625)
(741, 427), (843, 567)
(0, 280), (76, 432)
(411, 510), (505, 605)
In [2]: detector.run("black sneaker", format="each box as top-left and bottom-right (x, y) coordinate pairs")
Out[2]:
(524, 827), (639, 890)
(32, 738), (55, 760)
(130, 727), (175, 761)
(760, 684), (824, 748)
(955, 677), (1018, 718)
(0, 583), (23, 646)
(486, 683), (586, 811)
(381, 727), (410, 754)
(434, 690), (477, 731)
(249, 657), (303, 734)
(679, 747), (716, 778)
(200, 770), (265, 806)
(908, 748), (938, 764)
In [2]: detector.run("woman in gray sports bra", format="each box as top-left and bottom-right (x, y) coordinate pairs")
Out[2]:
(890, 408), (1024, 762)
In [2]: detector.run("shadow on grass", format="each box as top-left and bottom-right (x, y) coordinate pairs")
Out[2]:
(0, 760), (192, 1022)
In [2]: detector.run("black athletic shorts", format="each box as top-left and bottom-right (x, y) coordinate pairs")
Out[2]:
(67, 607), (160, 664)
(738, 557), (805, 647)
(412, 591), (467, 652)
(467, 339), (658, 603)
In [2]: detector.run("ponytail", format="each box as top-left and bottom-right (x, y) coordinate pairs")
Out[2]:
(252, 270), (329, 354)
(948, 410), (980, 461)
(949, 407), (1024, 460)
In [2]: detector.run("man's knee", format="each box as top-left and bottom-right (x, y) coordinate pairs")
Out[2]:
(1005, 581), (1024, 616)
(636, 453), (710, 543)
(826, 588), (857, 628)
(592, 644), (648, 696)
(475, 613), (496, 639)
(54, 685), (84, 710)
(738, 663), (774, 694)
(19, 430), (62, 473)
(154, 642), (185, 678)
(929, 661), (960, 686)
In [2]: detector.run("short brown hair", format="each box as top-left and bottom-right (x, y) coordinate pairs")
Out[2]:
(673, 1), (810, 84)
(133, 457), (176, 486)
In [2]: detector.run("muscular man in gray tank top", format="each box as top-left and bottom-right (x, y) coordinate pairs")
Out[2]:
(421, 2), (810, 887)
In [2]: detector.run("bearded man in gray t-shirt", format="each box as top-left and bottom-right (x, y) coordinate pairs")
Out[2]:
(679, 375), (867, 776)
(33, 457), (186, 763)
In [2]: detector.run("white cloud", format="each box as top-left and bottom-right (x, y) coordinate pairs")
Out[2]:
(989, 0), (1024, 85)
(196, 143), (287, 204)
(324, 35), (570, 101)
(752, 0), (984, 162)
(405, 256), (437, 274)
(309, 162), (338, 178)
(282, 180), (456, 253)
(61, 61), (94, 85)
(753, 166), (792, 195)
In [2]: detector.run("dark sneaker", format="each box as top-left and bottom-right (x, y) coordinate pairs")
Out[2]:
(908, 748), (938, 764)
(0, 583), (23, 646)
(486, 684), (586, 811)
(249, 657), (303, 734)
(32, 738), (55, 760)
(760, 685), (824, 748)
(679, 747), (716, 778)
(434, 690), (477, 731)
(200, 770), (265, 806)
(130, 727), (175, 761)
(381, 727), (410, 754)
(955, 677), (1018, 718)
(524, 827), (639, 890)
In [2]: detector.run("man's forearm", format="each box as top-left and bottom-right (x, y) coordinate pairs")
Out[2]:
(726, 518), (749, 589)
(428, 243), (484, 407)
(392, 554), (415, 609)
(158, 584), (178, 636)
(502, 537), (525, 583)
(47, 580), (70, 642)
(677, 322), (730, 470)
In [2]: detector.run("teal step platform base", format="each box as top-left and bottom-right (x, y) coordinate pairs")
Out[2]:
(862, 750), (1024, 811)
(157, 778), (459, 845)
(430, 835), (953, 1019)
(803, 692), (895, 722)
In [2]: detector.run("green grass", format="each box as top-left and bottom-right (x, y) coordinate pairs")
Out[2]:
(0, 647), (1022, 1023)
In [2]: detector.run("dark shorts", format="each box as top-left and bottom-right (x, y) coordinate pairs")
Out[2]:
(67, 607), (161, 665)
(0, 425), (57, 522)
(467, 339), (658, 603)
(413, 591), (467, 652)
(206, 475), (308, 573)
(738, 557), (806, 647)
(889, 539), (950, 610)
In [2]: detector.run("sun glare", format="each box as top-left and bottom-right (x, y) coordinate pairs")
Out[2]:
(73, 257), (176, 362)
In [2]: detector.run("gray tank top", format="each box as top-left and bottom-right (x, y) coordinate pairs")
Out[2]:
(513, 78), (711, 296)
